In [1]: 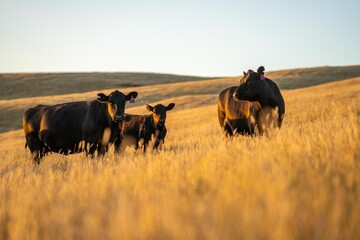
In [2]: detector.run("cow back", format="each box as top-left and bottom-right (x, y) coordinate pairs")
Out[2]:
(39, 101), (89, 152)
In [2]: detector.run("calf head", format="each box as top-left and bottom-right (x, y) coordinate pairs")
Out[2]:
(234, 66), (265, 101)
(146, 103), (175, 127)
(97, 90), (138, 123)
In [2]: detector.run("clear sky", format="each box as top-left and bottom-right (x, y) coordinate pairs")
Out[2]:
(0, 0), (359, 76)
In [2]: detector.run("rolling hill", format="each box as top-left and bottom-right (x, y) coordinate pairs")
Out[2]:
(0, 65), (359, 133)
(0, 72), (216, 100)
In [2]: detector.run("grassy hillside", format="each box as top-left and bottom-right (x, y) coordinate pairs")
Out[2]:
(1, 65), (360, 133)
(266, 65), (360, 89)
(0, 78), (359, 239)
(1, 65), (359, 101)
(0, 72), (215, 100)
(0, 77), (235, 132)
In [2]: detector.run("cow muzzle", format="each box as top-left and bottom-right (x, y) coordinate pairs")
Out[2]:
(114, 114), (124, 122)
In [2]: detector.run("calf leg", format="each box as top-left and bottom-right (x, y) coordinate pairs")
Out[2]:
(154, 128), (167, 150)
(142, 138), (151, 153)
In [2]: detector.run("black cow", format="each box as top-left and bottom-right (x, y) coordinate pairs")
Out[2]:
(233, 66), (285, 130)
(23, 90), (138, 163)
(118, 103), (175, 152)
(218, 66), (285, 136)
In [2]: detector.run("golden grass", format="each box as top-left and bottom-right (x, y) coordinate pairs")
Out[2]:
(1, 78), (360, 239)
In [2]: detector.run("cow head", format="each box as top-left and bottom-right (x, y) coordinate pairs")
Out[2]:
(234, 66), (265, 101)
(146, 103), (175, 127)
(97, 90), (138, 123)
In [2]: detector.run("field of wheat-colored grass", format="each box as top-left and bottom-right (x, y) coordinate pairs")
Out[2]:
(0, 73), (359, 239)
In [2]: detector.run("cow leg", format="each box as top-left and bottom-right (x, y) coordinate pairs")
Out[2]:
(98, 143), (106, 157)
(87, 143), (97, 158)
(248, 119), (255, 137)
(26, 132), (44, 164)
(223, 120), (233, 137)
(113, 136), (121, 153)
(217, 108), (226, 128)
(154, 138), (160, 150)
(142, 138), (150, 153)
(154, 138), (165, 151)
(154, 128), (166, 150)
(114, 135), (128, 155)
(116, 143), (126, 154)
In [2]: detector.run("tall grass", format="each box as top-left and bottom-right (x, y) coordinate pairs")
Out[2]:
(0, 79), (360, 239)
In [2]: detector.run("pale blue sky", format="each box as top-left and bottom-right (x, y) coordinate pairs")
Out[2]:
(0, 0), (359, 76)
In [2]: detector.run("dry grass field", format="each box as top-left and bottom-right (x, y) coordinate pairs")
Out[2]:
(0, 67), (360, 239)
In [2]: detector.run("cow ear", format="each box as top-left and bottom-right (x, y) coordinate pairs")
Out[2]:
(146, 104), (154, 112)
(97, 93), (109, 103)
(166, 103), (175, 111)
(257, 66), (265, 75)
(243, 71), (246, 76)
(126, 91), (138, 101)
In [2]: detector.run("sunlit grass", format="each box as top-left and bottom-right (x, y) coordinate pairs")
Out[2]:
(0, 78), (360, 239)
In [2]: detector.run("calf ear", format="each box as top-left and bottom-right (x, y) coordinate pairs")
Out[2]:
(126, 91), (138, 101)
(97, 93), (109, 102)
(166, 103), (175, 111)
(146, 104), (154, 112)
